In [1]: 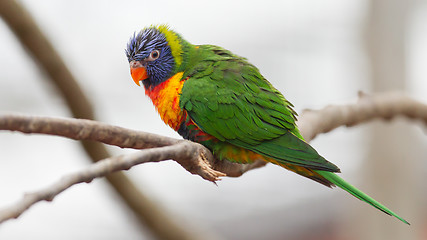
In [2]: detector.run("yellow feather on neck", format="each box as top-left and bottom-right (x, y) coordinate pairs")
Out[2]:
(147, 24), (183, 67)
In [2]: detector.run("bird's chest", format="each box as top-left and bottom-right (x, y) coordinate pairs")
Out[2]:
(145, 72), (185, 130)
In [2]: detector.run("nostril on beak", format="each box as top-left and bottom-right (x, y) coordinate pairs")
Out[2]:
(130, 60), (143, 69)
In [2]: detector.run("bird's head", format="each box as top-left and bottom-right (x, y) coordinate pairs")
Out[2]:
(125, 25), (185, 89)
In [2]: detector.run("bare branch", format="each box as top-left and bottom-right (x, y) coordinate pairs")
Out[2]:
(0, 91), (426, 224)
(0, 141), (222, 223)
(0, 113), (265, 176)
(298, 91), (427, 141)
(0, 114), (179, 149)
(0, 0), (95, 119)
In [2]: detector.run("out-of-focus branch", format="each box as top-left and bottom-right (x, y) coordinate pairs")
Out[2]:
(0, 0), (94, 119)
(0, 0), (108, 164)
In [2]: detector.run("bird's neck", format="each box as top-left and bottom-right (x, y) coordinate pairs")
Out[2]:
(173, 39), (199, 74)
(145, 72), (186, 131)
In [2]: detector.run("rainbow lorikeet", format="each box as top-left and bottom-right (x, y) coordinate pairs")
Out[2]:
(125, 24), (408, 224)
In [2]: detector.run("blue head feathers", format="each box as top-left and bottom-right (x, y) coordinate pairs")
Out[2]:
(126, 27), (176, 88)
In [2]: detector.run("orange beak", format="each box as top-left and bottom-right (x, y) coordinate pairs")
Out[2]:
(130, 60), (148, 86)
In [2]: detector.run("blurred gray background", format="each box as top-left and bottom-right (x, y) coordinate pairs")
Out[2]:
(0, 0), (426, 239)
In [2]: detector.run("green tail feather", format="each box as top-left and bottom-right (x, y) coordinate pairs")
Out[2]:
(316, 170), (410, 225)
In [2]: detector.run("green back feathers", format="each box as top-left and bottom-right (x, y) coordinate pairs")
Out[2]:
(179, 45), (339, 172)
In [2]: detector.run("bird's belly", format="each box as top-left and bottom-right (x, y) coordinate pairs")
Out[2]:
(177, 115), (269, 164)
(214, 143), (267, 164)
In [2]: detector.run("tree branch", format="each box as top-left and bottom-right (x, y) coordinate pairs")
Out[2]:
(0, 142), (219, 223)
(0, 91), (426, 224)
(298, 91), (427, 141)
(0, 113), (265, 177)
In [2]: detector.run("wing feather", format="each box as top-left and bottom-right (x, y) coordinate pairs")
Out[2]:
(180, 45), (339, 172)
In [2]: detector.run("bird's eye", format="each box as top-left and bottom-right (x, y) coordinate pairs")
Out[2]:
(146, 50), (160, 61)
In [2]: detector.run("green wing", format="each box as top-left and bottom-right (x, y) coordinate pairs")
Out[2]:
(180, 45), (339, 172)
(179, 45), (409, 224)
